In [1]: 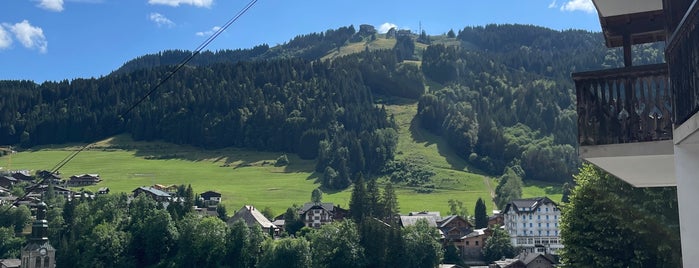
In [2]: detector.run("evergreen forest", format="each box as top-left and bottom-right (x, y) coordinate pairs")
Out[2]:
(0, 24), (664, 190)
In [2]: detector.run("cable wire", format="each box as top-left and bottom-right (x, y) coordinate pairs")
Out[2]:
(11, 0), (259, 206)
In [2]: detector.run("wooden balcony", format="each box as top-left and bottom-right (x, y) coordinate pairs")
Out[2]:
(573, 64), (676, 187)
(667, 0), (699, 128)
(574, 63), (671, 146)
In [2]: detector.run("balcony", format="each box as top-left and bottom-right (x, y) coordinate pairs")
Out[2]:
(668, 0), (699, 142)
(573, 63), (676, 187)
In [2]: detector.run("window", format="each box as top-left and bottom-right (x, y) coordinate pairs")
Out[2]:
(538, 223), (541, 227)
(537, 207), (541, 211)
(546, 215), (549, 220)
(530, 223), (533, 227)
(466, 241), (469, 245)
(546, 207), (549, 212)
(529, 215), (532, 220)
(475, 241), (479, 246)
(538, 215), (541, 219)
(546, 223), (550, 227)
(523, 223), (526, 227)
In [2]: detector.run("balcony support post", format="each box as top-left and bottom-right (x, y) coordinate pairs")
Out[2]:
(623, 34), (633, 67)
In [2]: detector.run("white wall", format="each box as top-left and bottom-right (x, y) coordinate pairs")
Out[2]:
(674, 143), (699, 267)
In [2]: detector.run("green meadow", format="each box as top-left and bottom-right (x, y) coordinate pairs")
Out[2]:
(1, 103), (561, 217)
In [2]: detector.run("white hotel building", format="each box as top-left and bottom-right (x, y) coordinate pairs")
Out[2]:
(503, 197), (563, 254)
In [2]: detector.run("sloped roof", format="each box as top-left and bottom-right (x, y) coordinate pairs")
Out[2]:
(133, 186), (171, 197)
(229, 205), (276, 229)
(299, 202), (334, 214)
(438, 215), (472, 228)
(503, 196), (558, 214)
(400, 215), (437, 227)
(200, 190), (222, 198)
(462, 227), (489, 239)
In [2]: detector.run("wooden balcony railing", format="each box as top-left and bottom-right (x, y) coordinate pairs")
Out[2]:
(667, 0), (699, 127)
(574, 63), (671, 146)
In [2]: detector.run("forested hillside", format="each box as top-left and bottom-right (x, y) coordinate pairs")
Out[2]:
(0, 24), (663, 191)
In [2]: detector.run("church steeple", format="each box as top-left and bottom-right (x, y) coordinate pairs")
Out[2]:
(21, 202), (55, 268)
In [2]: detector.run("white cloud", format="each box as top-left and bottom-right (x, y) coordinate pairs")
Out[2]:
(149, 12), (175, 27)
(378, 22), (397, 34)
(560, 0), (595, 13)
(7, 20), (48, 53)
(0, 25), (12, 50)
(37, 0), (65, 12)
(548, 0), (557, 9)
(148, 0), (213, 8)
(195, 26), (221, 36)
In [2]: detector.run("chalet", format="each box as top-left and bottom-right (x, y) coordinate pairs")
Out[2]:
(67, 174), (101, 186)
(438, 215), (473, 240)
(11, 171), (33, 181)
(25, 184), (77, 199)
(194, 206), (219, 218)
(97, 187), (110, 194)
(132, 186), (171, 202)
(228, 205), (277, 234)
(0, 176), (17, 188)
(200, 190), (222, 205)
(298, 202), (347, 228)
(36, 171), (62, 184)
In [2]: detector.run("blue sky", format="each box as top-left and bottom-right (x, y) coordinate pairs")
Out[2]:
(0, 0), (600, 82)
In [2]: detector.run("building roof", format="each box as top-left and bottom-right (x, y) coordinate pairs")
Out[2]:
(438, 215), (472, 228)
(591, 0), (665, 47)
(409, 211), (442, 221)
(133, 186), (171, 197)
(200, 190), (222, 198)
(492, 258), (525, 268)
(517, 252), (557, 265)
(462, 227), (489, 239)
(229, 205), (276, 229)
(503, 197), (558, 214)
(400, 215), (438, 227)
(0, 259), (21, 268)
(299, 202), (335, 214)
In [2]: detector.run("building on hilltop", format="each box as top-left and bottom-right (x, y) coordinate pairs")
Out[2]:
(572, 0), (699, 265)
(503, 197), (562, 255)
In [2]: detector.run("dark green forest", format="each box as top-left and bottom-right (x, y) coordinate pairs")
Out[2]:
(0, 24), (663, 189)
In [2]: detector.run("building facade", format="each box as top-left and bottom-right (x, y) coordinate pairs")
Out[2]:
(503, 197), (562, 254)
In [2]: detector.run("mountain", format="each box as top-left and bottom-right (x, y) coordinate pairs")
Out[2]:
(0, 24), (664, 187)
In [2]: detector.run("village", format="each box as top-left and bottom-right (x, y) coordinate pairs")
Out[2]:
(0, 169), (561, 268)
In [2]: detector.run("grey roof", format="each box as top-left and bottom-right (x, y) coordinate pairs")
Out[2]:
(517, 252), (557, 265)
(0, 259), (21, 268)
(438, 215), (472, 228)
(299, 202), (334, 214)
(503, 196), (558, 214)
(400, 215), (438, 227)
(462, 227), (489, 239)
(229, 205), (276, 229)
(134, 186), (171, 197)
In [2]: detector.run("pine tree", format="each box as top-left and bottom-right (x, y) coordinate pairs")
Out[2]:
(474, 197), (488, 229)
(349, 175), (367, 222)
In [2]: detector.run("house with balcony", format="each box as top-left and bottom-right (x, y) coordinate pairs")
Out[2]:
(573, 0), (699, 265)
